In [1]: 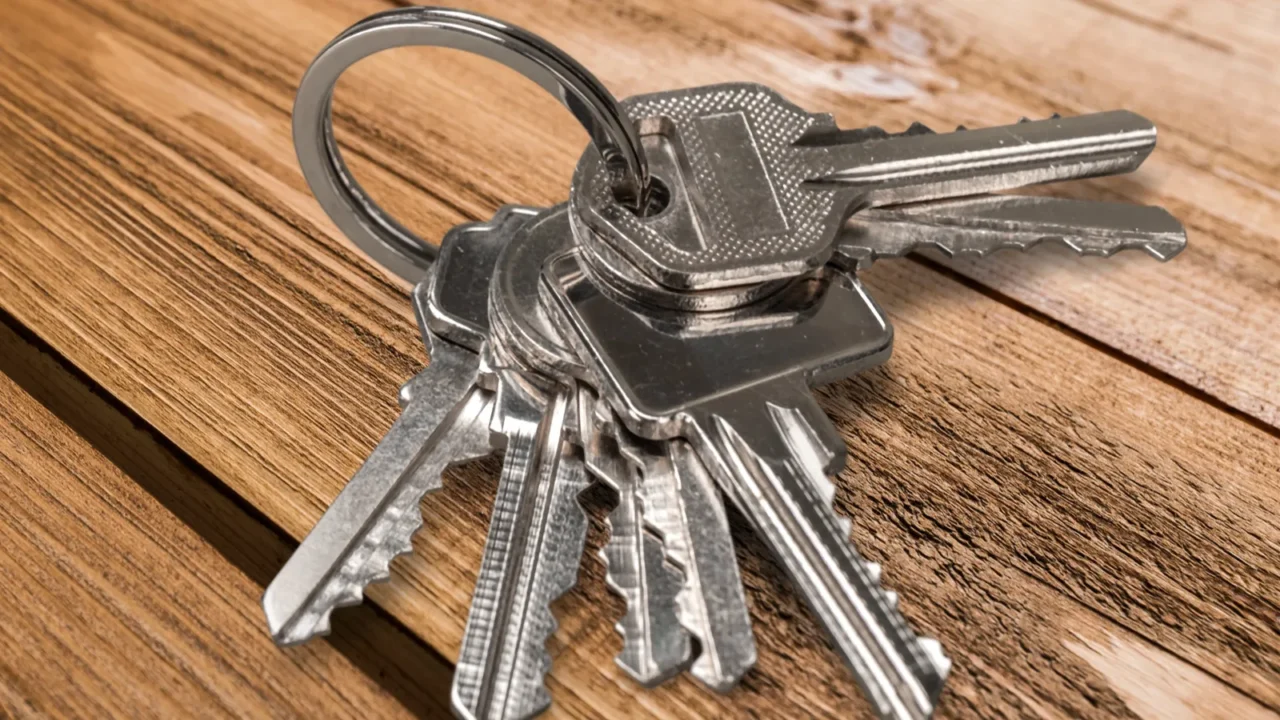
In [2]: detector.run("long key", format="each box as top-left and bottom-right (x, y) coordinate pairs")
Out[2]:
(577, 384), (691, 686)
(543, 253), (949, 720)
(835, 194), (1188, 270)
(452, 373), (590, 720)
(605, 408), (757, 692)
(262, 206), (535, 645)
(570, 83), (1157, 290)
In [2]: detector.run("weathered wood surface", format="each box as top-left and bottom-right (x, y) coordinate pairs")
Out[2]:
(0, 0), (1276, 717)
(0, 322), (427, 719)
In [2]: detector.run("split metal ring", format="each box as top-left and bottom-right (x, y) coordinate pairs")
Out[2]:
(293, 6), (647, 282)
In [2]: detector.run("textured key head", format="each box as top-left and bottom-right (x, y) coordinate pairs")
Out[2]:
(571, 83), (843, 291)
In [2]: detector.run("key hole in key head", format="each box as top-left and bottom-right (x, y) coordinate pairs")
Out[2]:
(630, 175), (671, 218)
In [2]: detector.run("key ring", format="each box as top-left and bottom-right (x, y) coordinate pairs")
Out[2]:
(293, 6), (648, 282)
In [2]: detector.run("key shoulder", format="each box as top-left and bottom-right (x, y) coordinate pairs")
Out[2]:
(542, 250), (892, 436)
(422, 205), (540, 350)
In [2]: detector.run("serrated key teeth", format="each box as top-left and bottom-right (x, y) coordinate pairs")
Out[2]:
(397, 379), (415, 408)
(865, 562), (882, 584)
(836, 516), (853, 538)
(884, 590), (899, 608)
(918, 637), (952, 682)
(689, 645), (757, 694)
(617, 653), (687, 689)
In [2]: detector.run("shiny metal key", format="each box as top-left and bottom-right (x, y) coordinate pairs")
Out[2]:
(543, 252), (949, 720)
(452, 206), (595, 719)
(577, 384), (691, 686)
(608, 412), (757, 692)
(452, 372), (589, 720)
(486, 204), (696, 688)
(570, 83), (1159, 291)
(834, 194), (1187, 270)
(262, 206), (535, 645)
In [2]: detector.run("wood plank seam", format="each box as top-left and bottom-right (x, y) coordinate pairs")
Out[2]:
(0, 307), (458, 717)
(910, 254), (1280, 443)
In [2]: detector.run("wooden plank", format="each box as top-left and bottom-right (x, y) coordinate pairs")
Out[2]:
(0, 0), (1275, 718)
(0, 324), (427, 719)
(0, 313), (456, 717)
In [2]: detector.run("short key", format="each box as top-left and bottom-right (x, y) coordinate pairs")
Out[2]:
(577, 383), (691, 686)
(570, 82), (1163, 291)
(262, 206), (535, 645)
(605, 404), (758, 692)
(543, 252), (950, 720)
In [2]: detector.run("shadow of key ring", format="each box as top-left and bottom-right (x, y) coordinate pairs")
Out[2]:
(293, 7), (648, 283)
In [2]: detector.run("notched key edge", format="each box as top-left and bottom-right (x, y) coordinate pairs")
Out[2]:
(452, 378), (591, 720)
(835, 195), (1188, 270)
(695, 389), (950, 720)
(262, 349), (496, 645)
(577, 385), (693, 686)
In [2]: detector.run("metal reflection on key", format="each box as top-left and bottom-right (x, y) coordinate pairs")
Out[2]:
(262, 207), (535, 645)
(571, 84), (1166, 292)
(542, 251), (950, 720)
(452, 373), (589, 720)
(282, 9), (1190, 718)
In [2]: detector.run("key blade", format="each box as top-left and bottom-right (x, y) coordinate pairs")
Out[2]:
(655, 438), (752, 691)
(837, 194), (1188, 269)
(580, 388), (692, 686)
(262, 343), (495, 645)
(578, 391), (692, 686)
(693, 387), (949, 720)
(804, 111), (1157, 206)
(453, 376), (590, 720)
(615, 430), (759, 692)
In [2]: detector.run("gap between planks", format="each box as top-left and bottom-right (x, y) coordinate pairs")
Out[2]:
(0, 0), (1274, 712)
(0, 308), (456, 718)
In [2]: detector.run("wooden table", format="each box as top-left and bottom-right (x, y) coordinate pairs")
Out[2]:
(1, 0), (1276, 717)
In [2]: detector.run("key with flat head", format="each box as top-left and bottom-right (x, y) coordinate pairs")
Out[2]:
(481, 204), (696, 690)
(542, 251), (950, 720)
(569, 82), (1164, 292)
(262, 206), (535, 645)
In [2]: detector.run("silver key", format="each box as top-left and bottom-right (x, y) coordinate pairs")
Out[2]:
(834, 194), (1188, 270)
(577, 385), (691, 686)
(607, 411), (757, 692)
(262, 206), (534, 645)
(485, 204), (695, 689)
(452, 372), (588, 720)
(454, 206), (595, 720)
(543, 252), (949, 720)
(570, 83), (1158, 291)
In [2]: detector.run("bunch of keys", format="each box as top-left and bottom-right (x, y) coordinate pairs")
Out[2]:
(264, 8), (1188, 719)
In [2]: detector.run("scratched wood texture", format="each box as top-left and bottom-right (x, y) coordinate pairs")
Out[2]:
(0, 322), (427, 719)
(0, 0), (1276, 718)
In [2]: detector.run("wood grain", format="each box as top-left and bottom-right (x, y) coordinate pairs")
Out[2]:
(0, 325), (422, 719)
(0, 0), (1275, 717)
(0, 313), (457, 718)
